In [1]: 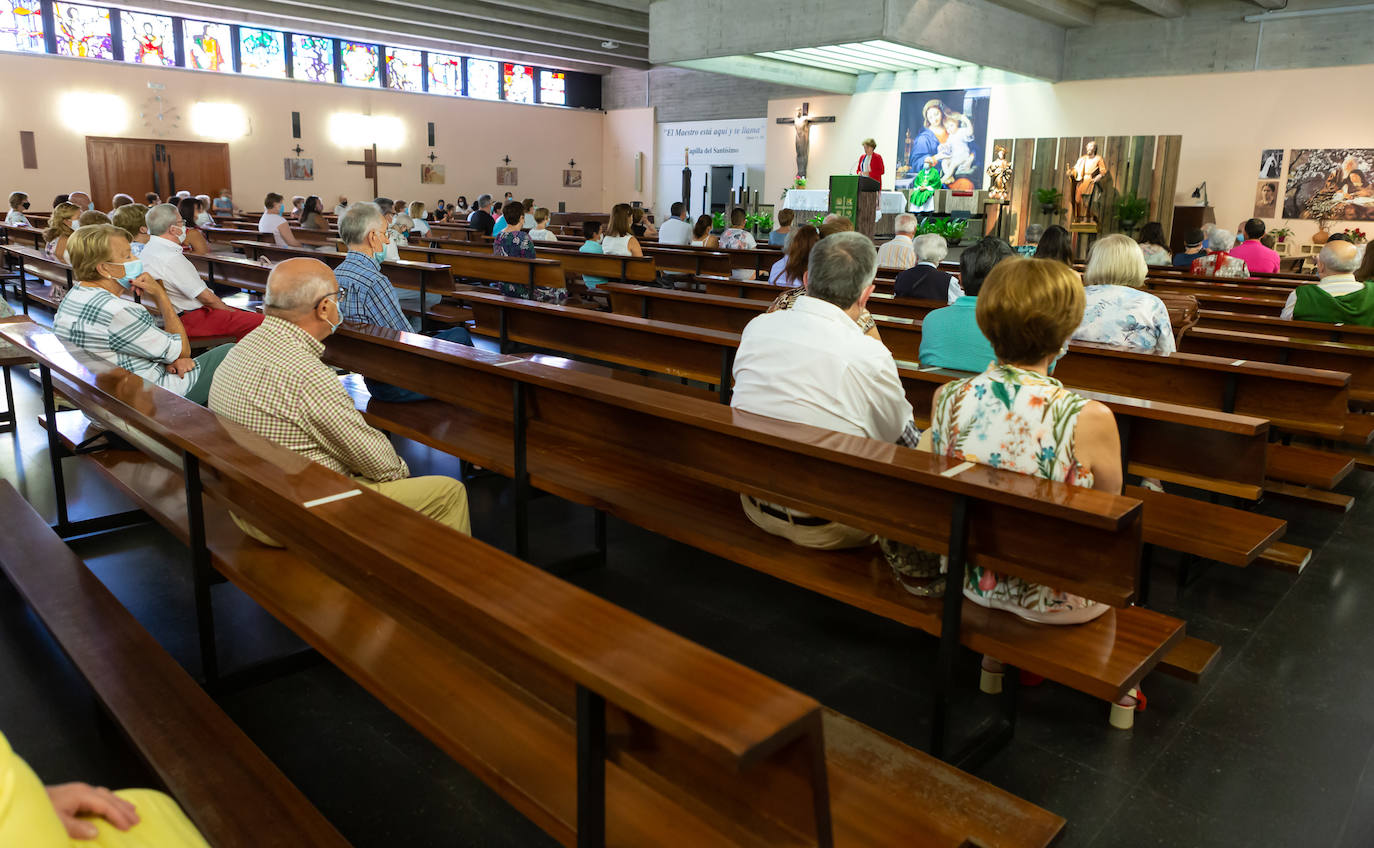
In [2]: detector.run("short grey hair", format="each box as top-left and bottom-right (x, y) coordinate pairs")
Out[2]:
(1024, 223), (1044, 244)
(1319, 241), (1361, 273)
(340, 202), (386, 246)
(1207, 228), (1234, 251)
(477, 193), (492, 209)
(146, 203), (182, 236)
(264, 262), (334, 314)
(111, 193), (134, 208)
(913, 232), (948, 263)
(391, 213), (414, 233)
(807, 231), (877, 309)
(894, 213), (917, 235)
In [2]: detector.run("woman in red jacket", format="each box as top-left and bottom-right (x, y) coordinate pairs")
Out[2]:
(856, 138), (885, 186)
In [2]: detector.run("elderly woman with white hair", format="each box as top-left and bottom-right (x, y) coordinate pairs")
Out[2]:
(1189, 227), (1250, 278)
(1073, 233), (1175, 353)
(893, 232), (963, 302)
(876, 213), (918, 270)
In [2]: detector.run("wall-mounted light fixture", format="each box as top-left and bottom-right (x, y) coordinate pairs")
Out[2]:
(59, 92), (128, 133)
(328, 113), (404, 149)
(191, 102), (249, 139)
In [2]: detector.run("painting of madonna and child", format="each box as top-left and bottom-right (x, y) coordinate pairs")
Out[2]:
(1284, 148), (1374, 221)
(895, 88), (991, 204)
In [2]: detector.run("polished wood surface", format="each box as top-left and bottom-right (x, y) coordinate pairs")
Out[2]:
(0, 480), (352, 847)
(86, 137), (230, 207)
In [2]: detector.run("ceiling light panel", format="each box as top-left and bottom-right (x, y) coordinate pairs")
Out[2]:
(755, 40), (963, 75)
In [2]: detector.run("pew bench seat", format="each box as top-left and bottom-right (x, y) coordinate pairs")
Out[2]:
(0, 479), (350, 848)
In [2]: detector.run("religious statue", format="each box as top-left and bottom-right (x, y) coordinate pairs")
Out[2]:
(986, 147), (1012, 201)
(792, 107), (811, 179)
(1068, 140), (1107, 224)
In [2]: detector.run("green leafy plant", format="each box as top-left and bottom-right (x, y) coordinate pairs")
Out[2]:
(1114, 193), (1149, 229)
(806, 214), (825, 227)
(794, 175), (807, 189)
(746, 212), (774, 233)
(1035, 187), (1063, 213)
(712, 212), (727, 230)
(1270, 227), (1293, 243)
(916, 216), (968, 246)
(1342, 227), (1367, 244)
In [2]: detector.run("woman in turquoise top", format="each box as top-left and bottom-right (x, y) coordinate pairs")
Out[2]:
(924, 257), (1144, 728)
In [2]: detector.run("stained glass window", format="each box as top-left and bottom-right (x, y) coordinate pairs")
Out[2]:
(503, 63), (534, 104)
(466, 58), (498, 100)
(384, 47), (421, 92)
(340, 41), (379, 87)
(0, 0), (44, 53)
(184, 20), (231, 72)
(539, 70), (565, 106)
(120, 11), (173, 66)
(427, 51), (461, 96)
(239, 26), (285, 77)
(291, 34), (333, 82)
(52, 3), (112, 59)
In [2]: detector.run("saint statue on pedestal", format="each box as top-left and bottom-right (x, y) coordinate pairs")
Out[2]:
(987, 147), (1013, 201)
(1068, 140), (1107, 223)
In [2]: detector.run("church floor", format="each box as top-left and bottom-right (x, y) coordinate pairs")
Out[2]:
(2, 347), (1373, 847)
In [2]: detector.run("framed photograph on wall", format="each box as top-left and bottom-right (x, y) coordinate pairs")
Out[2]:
(284, 157), (314, 180)
(1254, 181), (1278, 218)
(421, 163), (445, 184)
(562, 169), (582, 188)
(496, 166), (518, 186)
(1258, 149), (1283, 180)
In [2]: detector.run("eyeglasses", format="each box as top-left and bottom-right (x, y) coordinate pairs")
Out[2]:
(314, 286), (347, 310)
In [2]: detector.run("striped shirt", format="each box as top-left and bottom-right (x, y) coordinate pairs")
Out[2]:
(53, 284), (196, 395)
(876, 234), (917, 270)
(334, 251), (411, 333)
(208, 316), (408, 482)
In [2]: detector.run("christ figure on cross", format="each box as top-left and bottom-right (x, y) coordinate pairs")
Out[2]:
(777, 103), (836, 180)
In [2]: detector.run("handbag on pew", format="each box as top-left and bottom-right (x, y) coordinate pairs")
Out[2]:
(1154, 291), (1199, 345)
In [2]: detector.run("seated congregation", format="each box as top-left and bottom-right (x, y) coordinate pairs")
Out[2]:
(4, 180), (1371, 846)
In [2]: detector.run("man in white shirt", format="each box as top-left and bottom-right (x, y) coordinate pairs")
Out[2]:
(658, 202), (693, 246)
(876, 213), (918, 270)
(140, 204), (264, 341)
(1282, 240), (1365, 321)
(334, 196), (349, 217)
(731, 231), (918, 549)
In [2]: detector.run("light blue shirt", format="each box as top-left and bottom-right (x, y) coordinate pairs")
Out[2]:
(579, 239), (607, 288)
(492, 216), (509, 237)
(919, 296), (997, 373)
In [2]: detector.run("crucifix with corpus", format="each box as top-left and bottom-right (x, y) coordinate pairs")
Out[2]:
(776, 102), (835, 179)
(346, 143), (402, 198)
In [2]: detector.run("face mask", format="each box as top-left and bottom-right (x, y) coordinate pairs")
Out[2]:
(1049, 340), (1070, 374)
(21, 202), (29, 209)
(371, 232), (389, 265)
(70, 221), (81, 231)
(108, 259), (142, 287)
(176, 226), (187, 244)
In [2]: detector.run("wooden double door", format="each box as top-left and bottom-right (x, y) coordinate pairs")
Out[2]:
(86, 137), (232, 206)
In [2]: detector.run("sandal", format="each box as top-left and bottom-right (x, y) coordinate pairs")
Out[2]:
(1108, 688), (1147, 730)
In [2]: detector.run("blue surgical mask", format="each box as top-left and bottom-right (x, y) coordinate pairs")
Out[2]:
(111, 259), (142, 287)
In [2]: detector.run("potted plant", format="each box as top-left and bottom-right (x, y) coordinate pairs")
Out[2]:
(940, 218), (969, 247)
(746, 211), (774, 236)
(793, 175), (807, 189)
(1114, 193), (1149, 233)
(1035, 187), (1063, 215)
(711, 211), (727, 232)
(1342, 227), (1368, 244)
(806, 214), (825, 227)
(1270, 227), (1293, 243)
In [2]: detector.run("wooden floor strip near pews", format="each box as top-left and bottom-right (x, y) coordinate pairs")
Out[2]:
(1262, 480), (1356, 512)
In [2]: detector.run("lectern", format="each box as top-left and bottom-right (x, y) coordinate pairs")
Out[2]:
(829, 175), (881, 237)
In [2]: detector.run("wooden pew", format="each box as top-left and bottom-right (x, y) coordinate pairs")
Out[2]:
(1, 222), (45, 249)
(1196, 309), (1374, 345)
(4, 316), (1067, 848)
(1179, 327), (1374, 406)
(202, 226), (271, 247)
(408, 241), (661, 288)
(0, 482), (351, 847)
(698, 276), (947, 321)
(447, 290), (1302, 576)
(321, 323), (1204, 743)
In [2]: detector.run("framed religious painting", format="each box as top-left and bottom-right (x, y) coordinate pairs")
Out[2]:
(562, 169), (582, 188)
(496, 167), (518, 186)
(284, 158), (314, 180)
(421, 164), (445, 184)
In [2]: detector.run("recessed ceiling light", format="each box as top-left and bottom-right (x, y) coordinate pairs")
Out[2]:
(601, 40), (620, 49)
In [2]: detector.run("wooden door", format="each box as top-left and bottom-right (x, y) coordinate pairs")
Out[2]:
(86, 137), (231, 206)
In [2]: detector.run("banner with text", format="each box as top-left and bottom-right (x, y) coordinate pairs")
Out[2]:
(654, 118), (767, 221)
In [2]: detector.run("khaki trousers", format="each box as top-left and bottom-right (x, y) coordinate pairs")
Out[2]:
(740, 495), (875, 550)
(234, 475), (471, 546)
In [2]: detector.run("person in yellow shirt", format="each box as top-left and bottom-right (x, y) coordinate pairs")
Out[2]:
(0, 731), (208, 847)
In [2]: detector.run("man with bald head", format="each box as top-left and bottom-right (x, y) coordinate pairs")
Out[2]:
(68, 191), (92, 212)
(1282, 240), (1374, 324)
(208, 257), (471, 543)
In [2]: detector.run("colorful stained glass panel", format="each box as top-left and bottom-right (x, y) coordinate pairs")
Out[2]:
(384, 47), (421, 91)
(467, 58), (498, 100)
(291, 34), (333, 82)
(340, 41), (379, 87)
(239, 26), (285, 77)
(0, 0), (45, 53)
(184, 20), (231, 72)
(503, 63), (534, 104)
(427, 51), (461, 96)
(52, 2), (112, 59)
(539, 70), (565, 106)
(120, 11), (174, 66)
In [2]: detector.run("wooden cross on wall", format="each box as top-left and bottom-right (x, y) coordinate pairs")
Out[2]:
(346, 143), (402, 198)
(776, 101), (835, 179)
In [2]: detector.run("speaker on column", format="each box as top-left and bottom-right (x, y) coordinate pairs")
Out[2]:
(291, 111), (301, 139)
(427, 122), (435, 147)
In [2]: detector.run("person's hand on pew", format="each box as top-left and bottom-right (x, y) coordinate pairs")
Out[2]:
(165, 357), (197, 377)
(45, 782), (141, 838)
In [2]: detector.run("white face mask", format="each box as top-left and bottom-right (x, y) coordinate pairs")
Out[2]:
(70, 221), (80, 231)
(176, 226), (188, 244)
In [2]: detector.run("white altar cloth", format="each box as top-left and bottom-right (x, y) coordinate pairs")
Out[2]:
(783, 189), (909, 216)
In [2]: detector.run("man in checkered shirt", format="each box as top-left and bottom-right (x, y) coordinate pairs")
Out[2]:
(334, 202), (472, 403)
(53, 224), (234, 405)
(208, 257), (470, 544)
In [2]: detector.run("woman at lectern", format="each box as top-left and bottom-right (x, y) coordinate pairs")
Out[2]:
(855, 138), (885, 187)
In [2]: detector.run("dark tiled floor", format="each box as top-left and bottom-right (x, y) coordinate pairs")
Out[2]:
(3, 325), (1374, 846)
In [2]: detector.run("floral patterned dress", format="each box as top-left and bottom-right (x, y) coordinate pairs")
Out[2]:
(1073, 285), (1176, 354)
(930, 364), (1108, 623)
(495, 229), (566, 304)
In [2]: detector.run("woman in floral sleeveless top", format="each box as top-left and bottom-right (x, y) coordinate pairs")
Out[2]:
(926, 258), (1142, 725)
